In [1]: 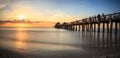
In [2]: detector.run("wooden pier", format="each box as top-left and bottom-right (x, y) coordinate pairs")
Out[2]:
(56, 12), (120, 33)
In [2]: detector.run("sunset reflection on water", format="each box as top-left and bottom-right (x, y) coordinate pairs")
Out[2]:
(15, 28), (27, 51)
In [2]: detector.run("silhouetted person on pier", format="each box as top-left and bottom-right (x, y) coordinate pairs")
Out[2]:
(108, 14), (112, 21)
(97, 14), (101, 23)
(113, 13), (120, 19)
(91, 16), (94, 22)
(89, 17), (92, 23)
(93, 16), (97, 22)
(118, 12), (120, 18)
(102, 13), (106, 20)
(82, 19), (86, 23)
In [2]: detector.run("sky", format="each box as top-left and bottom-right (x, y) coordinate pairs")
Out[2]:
(0, 0), (120, 22)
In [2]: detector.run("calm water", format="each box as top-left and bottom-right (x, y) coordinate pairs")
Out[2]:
(0, 27), (120, 57)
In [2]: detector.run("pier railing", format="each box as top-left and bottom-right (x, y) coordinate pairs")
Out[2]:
(55, 12), (120, 33)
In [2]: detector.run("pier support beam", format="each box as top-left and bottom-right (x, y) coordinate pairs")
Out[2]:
(103, 23), (105, 33)
(82, 24), (85, 31)
(115, 22), (118, 34)
(98, 23), (100, 32)
(115, 22), (118, 47)
(107, 23), (109, 32)
(72, 25), (74, 31)
(90, 23), (93, 31)
(70, 25), (72, 30)
(110, 22), (113, 33)
(79, 25), (80, 31)
(86, 24), (88, 31)
(75, 25), (77, 31)
(118, 22), (120, 47)
(85, 24), (88, 31)
(94, 23), (96, 32)
(87, 24), (90, 31)
(119, 22), (120, 35)
(114, 22), (118, 47)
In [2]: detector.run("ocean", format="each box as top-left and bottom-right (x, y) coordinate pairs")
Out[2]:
(0, 27), (120, 58)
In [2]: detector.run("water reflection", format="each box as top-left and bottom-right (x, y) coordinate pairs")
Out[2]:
(15, 41), (25, 50)
(84, 31), (120, 49)
(15, 28), (27, 51)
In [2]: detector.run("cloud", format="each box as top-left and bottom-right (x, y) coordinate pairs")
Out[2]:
(0, 4), (6, 8)
(0, 0), (10, 8)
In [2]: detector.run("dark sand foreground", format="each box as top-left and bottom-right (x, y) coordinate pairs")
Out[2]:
(0, 47), (120, 58)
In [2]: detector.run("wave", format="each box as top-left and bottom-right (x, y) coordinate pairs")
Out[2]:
(0, 37), (81, 48)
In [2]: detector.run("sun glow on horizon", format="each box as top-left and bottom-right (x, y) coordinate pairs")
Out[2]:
(0, 23), (55, 28)
(18, 15), (26, 20)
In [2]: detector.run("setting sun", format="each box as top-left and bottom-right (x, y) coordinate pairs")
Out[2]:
(18, 15), (25, 20)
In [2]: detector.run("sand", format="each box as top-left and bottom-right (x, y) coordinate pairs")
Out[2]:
(0, 47), (120, 58)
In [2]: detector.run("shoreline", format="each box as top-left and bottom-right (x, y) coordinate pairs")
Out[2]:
(0, 47), (120, 58)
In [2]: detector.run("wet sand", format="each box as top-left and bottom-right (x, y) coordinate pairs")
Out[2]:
(0, 47), (120, 58)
